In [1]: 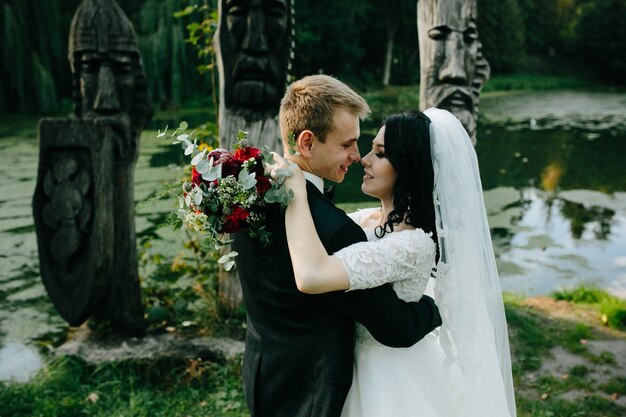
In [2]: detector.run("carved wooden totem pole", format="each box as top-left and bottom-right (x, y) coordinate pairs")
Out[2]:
(214, 0), (293, 309)
(215, 0), (294, 151)
(417, 0), (490, 144)
(32, 0), (152, 335)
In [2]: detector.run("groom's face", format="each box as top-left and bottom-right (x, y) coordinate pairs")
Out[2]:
(308, 108), (361, 183)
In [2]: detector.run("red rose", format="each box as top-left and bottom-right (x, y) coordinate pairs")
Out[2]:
(221, 157), (242, 178)
(208, 148), (231, 161)
(191, 166), (203, 185)
(220, 206), (250, 233)
(255, 175), (271, 195)
(233, 146), (262, 162)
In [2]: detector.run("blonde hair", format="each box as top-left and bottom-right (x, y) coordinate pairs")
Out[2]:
(279, 75), (371, 149)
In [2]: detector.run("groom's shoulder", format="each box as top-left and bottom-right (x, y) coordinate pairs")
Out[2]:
(306, 186), (364, 249)
(306, 184), (348, 222)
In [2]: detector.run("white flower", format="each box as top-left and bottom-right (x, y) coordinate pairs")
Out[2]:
(185, 211), (209, 232)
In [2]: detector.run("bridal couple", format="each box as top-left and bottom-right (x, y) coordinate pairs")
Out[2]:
(232, 74), (516, 417)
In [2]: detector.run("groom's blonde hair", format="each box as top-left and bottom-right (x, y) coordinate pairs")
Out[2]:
(279, 75), (370, 148)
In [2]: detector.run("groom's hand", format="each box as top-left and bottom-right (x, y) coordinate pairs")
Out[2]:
(419, 295), (442, 329)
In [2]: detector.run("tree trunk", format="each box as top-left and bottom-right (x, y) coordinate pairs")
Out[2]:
(382, 28), (396, 86)
(381, 0), (400, 87)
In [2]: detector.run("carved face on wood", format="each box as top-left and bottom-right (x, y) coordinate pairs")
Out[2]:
(218, 0), (291, 117)
(418, 0), (489, 143)
(68, 0), (151, 143)
(77, 51), (136, 125)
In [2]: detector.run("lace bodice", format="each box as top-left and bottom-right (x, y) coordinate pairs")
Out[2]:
(336, 208), (436, 347)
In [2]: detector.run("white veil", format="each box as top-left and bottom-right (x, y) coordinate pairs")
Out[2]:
(424, 108), (516, 417)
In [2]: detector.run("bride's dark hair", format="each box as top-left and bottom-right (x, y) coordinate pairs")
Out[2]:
(375, 111), (438, 248)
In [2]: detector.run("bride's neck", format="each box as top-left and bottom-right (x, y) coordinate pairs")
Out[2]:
(378, 198), (413, 231)
(379, 198), (393, 227)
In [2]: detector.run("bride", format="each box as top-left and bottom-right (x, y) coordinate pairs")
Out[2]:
(273, 108), (517, 417)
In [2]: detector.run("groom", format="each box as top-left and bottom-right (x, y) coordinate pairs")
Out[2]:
(232, 75), (441, 417)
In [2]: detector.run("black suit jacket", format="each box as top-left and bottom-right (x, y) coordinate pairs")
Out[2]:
(232, 181), (440, 417)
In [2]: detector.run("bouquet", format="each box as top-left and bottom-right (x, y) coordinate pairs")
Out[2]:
(159, 123), (293, 270)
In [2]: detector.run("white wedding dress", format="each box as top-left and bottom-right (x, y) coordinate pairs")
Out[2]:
(336, 208), (453, 417)
(333, 109), (517, 417)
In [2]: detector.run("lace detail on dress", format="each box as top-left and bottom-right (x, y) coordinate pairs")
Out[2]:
(334, 226), (436, 348)
(335, 228), (435, 297)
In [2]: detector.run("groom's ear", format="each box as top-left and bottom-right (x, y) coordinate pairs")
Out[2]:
(297, 130), (315, 158)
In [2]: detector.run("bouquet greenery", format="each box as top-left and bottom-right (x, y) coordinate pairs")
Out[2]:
(159, 123), (293, 270)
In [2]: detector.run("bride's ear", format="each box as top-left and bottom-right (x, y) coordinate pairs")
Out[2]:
(297, 130), (315, 158)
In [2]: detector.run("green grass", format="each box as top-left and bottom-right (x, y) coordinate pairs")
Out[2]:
(0, 356), (247, 417)
(517, 395), (624, 417)
(2, 294), (625, 417)
(553, 285), (626, 330)
(503, 292), (626, 417)
(503, 293), (558, 372)
(482, 73), (602, 92)
(600, 377), (626, 396)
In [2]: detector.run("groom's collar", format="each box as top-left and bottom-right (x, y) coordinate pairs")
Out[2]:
(303, 171), (324, 193)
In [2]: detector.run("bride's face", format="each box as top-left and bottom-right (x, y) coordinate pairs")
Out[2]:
(360, 126), (397, 201)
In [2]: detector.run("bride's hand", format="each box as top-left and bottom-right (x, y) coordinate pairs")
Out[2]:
(271, 152), (306, 197)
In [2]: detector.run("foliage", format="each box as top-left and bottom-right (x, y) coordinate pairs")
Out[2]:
(173, 0), (219, 119)
(136, 0), (216, 109)
(2, 0), (625, 115)
(517, 0), (574, 55)
(0, 0), (79, 114)
(573, 0), (626, 84)
(0, 0), (216, 115)
(139, 227), (246, 338)
(553, 285), (626, 330)
(477, 0), (525, 72)
(293, 0), (372, 85)
(156, 124), (293, 270)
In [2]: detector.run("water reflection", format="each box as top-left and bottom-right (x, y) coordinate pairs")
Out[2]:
(471, 94), (626, 297)
(476, 125), (626, 193)
(486, 188), (626, 298)
(479, 91), (626, 132)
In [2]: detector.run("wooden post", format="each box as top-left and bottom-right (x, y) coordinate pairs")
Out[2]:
(32, 0), (153, 336)
(417, 0), (490, 144)
(214, 0), (294, 310)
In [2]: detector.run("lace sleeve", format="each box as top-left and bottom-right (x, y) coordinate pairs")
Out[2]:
(334, 229), (436, 291)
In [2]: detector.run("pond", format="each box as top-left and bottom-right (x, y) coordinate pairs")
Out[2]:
(0, 90), (624, 381)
